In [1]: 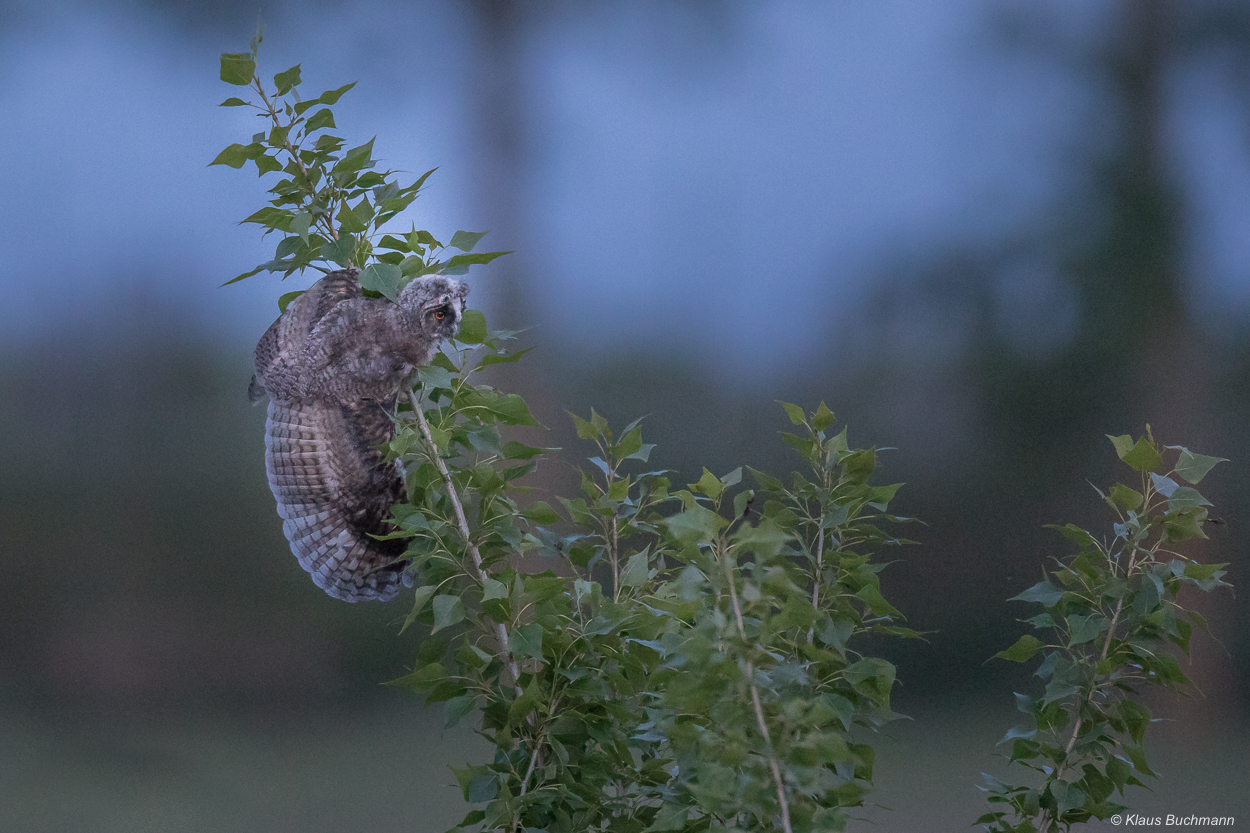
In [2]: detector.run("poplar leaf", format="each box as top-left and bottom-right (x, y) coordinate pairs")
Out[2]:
(994, 634), (1044, 663)
(449, 230), (488, 251)
(1171, 449), (1227, 484)
(219, 52), (256, 85)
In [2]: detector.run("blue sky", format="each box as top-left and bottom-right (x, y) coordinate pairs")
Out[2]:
(1, 0), (1246, 377)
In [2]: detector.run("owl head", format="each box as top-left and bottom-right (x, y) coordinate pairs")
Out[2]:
(397, 275), (470, 341)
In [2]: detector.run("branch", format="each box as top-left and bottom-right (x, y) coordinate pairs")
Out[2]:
(723, 542), (793, 833)
(408, 390), (522, 694)
(1040, 549), (1139, 830)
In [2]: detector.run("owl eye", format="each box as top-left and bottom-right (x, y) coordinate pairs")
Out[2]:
(434, 307), (448, 321)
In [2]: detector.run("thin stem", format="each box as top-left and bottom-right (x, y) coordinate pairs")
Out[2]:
(610, 511), (621, 603)
(518, 742), (541, 797)
(412, 389), (547, 833)
(409, 390), (522, 694)
(1041, 547), (1139, 831)
(811, 524), (825, 611)
(253, 78), (339, 241)
(721, 542), (793, 833)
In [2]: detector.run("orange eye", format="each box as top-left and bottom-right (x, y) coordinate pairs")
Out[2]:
(434, 309), (446, 321)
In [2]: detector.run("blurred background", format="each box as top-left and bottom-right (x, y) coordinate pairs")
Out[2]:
(2, 0), (1248, 830)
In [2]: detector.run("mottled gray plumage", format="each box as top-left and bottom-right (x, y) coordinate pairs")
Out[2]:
(249, 268), (468, 601)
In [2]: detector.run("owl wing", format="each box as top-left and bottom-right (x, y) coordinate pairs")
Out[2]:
(251, 269), (363, 403)
(254, 268), (413, 601)
(264, 396), (410, 601)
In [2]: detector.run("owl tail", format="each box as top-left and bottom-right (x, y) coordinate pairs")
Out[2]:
(264, 399), (411, 602)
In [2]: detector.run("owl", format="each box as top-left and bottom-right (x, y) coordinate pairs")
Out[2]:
(248, 268), (469, 601)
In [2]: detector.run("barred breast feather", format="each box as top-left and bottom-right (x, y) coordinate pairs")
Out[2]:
(263, 396), (409, 602)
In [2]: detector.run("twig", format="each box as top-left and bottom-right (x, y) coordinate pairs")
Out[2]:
(808, 509), (827, 645)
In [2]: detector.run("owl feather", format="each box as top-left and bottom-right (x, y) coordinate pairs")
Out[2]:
(249, 268), (468, 601)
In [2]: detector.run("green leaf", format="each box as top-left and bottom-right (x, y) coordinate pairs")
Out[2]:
(508, 677), (542, 722)
(318, 81), (356, 106)
(1067, 613), (1105, 645)
(842, 657), (896, 703)
(1108, 434), (1163, 472)
(304, 107), (335, 133)
(277, 290), (304, 313)
(360, 263), (403, 302)
(208, 143), (251, 168)
(449, 230), (488, 252)
(1050, 780), (1086, 815)
(521, 501), (561, 525)
(456, 309), (488, 344)
(647, 802), (688, 831)
(1051, 523), (1098, 548)
(1125, 744), (1156, 777)
(690, 468), (723, 500)
(733, 518), (791, 559)
(855, 583), (900, 617)
(1108, 484), (1143, 513)
(778, 400), (806, 426)
(994, 634), (1044, 663)
(620, 551), (650, 588)
(1106, 756), (1130, 793)
(321, 235), (356, 267)
(378, 234), (410, 252)
(508, 623), (544, 662)
(1166, 486), (1212, 512)
(1119, 700), (1151, 745)
(812, 401), (835, 432)
(385, 661), (444, 693)
(1171, 449), (1227, 485)
(219, 97), (249, 107)
(590, 408), (609, 435)
(336, 200), (368, 233)
(1183, 561), (1228, 581)
(273, 64), (302, 94)
(241, 206), (292, 230)
(332, 137), (376, 174)
(490, 393), (540, 427)
(444, 693), (477, 729)
(748, 466), (783, 492)
(503, 441), (546, 461)
(665, 504), (726, 545)
(254, 154), (282, 176)
(1163, 510), (1205, 542)
(431, 594), (465, 633)
(482, 578), (508, 602)
(570, 412), (597, 441)
(998, 725), (1037, 745)
(1010, 579), (1065, 607)
(445, 250), (511, 270)
(400, 584), (437, 634)
(611, 425), (643, 459)
(219, 52), (256, 86)
(466, 773), (497, 804)
(289, 211), (312, 245)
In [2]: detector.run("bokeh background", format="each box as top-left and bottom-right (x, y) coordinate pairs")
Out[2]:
(2, 0), (1248, 830)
